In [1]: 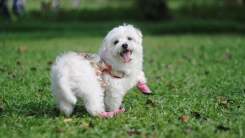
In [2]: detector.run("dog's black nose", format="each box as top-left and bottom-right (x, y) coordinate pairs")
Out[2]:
(122, 43), (128, 49)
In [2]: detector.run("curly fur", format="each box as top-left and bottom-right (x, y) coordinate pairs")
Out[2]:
(51, 24), (147, 116)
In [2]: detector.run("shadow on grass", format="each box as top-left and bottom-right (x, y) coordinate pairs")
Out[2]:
(14, 102), (89, 118)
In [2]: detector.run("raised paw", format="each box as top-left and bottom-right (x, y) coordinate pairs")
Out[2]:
(137, 82), (152, 94)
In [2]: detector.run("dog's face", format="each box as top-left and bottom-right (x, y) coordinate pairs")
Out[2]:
(100, 25), (143, 66)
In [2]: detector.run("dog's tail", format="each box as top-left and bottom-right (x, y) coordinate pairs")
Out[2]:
(51, 73), (77, 106)
(58, 78), (77, 105)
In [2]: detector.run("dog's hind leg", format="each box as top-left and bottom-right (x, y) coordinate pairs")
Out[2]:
(53, 78), (77, 116)
(59, 78), (77, 104)
(58, 100), (75, 116)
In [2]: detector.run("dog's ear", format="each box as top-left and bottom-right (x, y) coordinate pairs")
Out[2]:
(135, 28), (142, 39)
(127, 24), (142, 39)
(128, 25), (142, 44)
(99, 38), (108, 58)
(134, 27), (143, 44)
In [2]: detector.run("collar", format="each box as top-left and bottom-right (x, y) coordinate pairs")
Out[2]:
(99, 59), (125, 79)
(79, 52), (125, 79)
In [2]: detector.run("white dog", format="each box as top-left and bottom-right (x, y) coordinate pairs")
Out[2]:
(51, 24), (151, 118)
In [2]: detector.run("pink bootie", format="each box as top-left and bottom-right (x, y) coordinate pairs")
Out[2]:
(137, 82), (152, 94)
(99, 108), (125, 118)
(99, 111), (114, 118)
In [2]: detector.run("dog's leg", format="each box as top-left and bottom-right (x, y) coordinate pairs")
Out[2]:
(56, 87), (76, 116)
(52, 78), (77, 116)
(104, 89), (125, 112)
(58, 100), (75, 116)
(82, 87), (105, 116)
(59, 80), (78, 105)
(137, 71), (152, 94)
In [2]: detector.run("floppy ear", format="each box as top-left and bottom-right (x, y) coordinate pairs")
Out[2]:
(135, 28), (142, 39)
(99, 38), (109, 59)
(99, 39), (106, 56)
(134, 27), (143, 44)
(125, 24), (143, 39)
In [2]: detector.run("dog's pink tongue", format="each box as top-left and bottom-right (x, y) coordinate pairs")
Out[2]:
(122, 51), (131, 63)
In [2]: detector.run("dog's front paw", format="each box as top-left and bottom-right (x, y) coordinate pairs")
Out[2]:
(137, 82), (152, 94)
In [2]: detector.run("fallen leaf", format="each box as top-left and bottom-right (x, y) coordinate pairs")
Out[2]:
(64, 118), (73, 123)
(18, 46), (28, 54)
(179, 115), (189, 123)
(80, 122), (91, 129)
(216, 96), (229, 108)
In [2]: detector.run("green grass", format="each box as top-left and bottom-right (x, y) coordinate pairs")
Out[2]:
(0, 21), (245, 138)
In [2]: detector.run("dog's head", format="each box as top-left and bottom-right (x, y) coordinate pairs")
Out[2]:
(99, 24), (143, 70)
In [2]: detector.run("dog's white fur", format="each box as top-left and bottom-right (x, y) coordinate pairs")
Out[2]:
(51, 24), (147, 116)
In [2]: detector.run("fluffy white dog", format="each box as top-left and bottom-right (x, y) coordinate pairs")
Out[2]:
(51, 24), (151, 118)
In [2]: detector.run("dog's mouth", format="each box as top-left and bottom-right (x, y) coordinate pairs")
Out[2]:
(120, 49), (132, 63)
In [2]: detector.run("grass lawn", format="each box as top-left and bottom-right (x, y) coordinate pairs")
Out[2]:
(0, 21), (245, 138)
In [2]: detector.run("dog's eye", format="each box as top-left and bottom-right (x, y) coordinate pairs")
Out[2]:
(127, 37), (132, 41)
(114, 40), (119, 45)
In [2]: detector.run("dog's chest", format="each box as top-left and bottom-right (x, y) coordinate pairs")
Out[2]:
(79, 53), (127, 90)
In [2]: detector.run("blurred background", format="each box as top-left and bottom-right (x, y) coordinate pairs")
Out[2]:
(1, 0), (245, 34)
